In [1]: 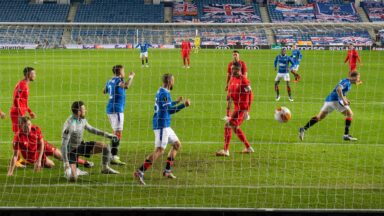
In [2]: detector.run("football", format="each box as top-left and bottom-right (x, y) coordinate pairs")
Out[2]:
(274, 107), (292, 123)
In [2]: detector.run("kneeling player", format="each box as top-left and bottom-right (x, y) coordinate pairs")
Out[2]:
(62, 101), (120, 181)
(299, 72), (360, 141)
(7, 117), (62, 176)
(216, 62), (254, 157)
(134, 74), (190, 185)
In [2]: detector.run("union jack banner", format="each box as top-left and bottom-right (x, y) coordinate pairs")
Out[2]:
(173, 2), (197, 16)
(315, 3), (360, 22)
(201, 4), (261, 23)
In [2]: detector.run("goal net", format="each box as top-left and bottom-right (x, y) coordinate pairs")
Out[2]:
(0, 22), (383, 209)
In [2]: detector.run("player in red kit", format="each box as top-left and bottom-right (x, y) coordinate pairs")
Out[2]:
(344, 43), (361, 73)
(225, 50), (247, 91)
(7, 117), (93, 176)
(181, 38), (191, 68)
(217, 62), (254, 157)
(10, 67), (36, 133)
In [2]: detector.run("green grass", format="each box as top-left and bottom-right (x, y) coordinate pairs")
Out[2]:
(0, 49), (383, 208)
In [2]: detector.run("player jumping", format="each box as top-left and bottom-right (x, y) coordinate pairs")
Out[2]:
(290, 44), (302, 82)
(299, 72), (361, 141)
(217, 62), (254, 157)
(104, 65), (135, 165)
(274, 47), (295, 102)
(181, 38), (191, 68)
(135, 41), (152, 67)
(62, 101), (120, 181)
(134, 74), (191, 185)
(344, 43), (361, 74)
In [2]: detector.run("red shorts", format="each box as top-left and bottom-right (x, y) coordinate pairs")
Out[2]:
(349, 64), (357, 72)
(10, 109), (20, 133)
(182, 51), (189, 58)
(22, 142), (56, 164)
(229, 110), (245, 126)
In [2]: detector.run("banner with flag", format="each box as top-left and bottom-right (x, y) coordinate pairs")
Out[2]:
(315, 3), (360, 22)
(274, 3), (315, 22)
(173, 2), (198, 16)
(201, 4), (261, 23)
(367, 7), (384, 22)
(275, 3), (314, 12)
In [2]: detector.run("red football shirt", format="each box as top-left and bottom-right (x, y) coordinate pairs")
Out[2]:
(345, 49), (360, 65)
(13, 125), (43, 162)
(181, 41), (191, 52)
(11, 79), (30, 116)
(227, 76), (252, 110)
(227, 60), (247, 77)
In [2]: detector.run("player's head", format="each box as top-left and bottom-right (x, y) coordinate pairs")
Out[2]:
(23, 67), (36, 81)
(71, 101), (86, 118)
(292, 44), (297, 49)
(162, 73), (174, 90)
(348, 43), (354, 50)
(281, 47), (287, 55)
(112, 65), (125, 78)
(232, 50), (240, 61)
(19, 116), (32, 134)
(349, 71), (360, 84)
(231, 62), (242, 77)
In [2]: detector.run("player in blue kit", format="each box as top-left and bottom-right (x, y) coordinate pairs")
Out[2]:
(104, 65), (135, 165)
(274, 47), (295, 101)
(299, 72), (361, 141)
(135, 42), (152, 67)
(290, 44), (302, 82)
(134, 74), (191, 185)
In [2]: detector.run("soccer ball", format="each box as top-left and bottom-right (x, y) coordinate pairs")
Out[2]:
(274, 107), (292, 123)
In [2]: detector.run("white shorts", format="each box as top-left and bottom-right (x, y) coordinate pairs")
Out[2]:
(320, 101), (350, 113)
(140, 52), (148, 58)
(291, 64), (300, 71)
(154, 127), (179, 149)
(107, 113), (124, 131)
(275, 73), (290, 82)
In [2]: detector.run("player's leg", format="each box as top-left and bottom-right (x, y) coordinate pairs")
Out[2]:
(341, 107), (357, 141)
(286, 81), (293, 101)
(299, 104), (330, 140)
(88, 141), (119, 174)
(108, 113), (125, 165)
(145, 52), (149, 67)
(134, 129), (167, 185)
(291, 67), (301, 82)
(274, 80), (280, 101)
(163, 128), (180, 178)
(140, 53), (145, 67)
(231, 111), (253, 153)
(216, 121), (232, 156)
(44, 157), (55, 168)
(186, 56), (190, 68)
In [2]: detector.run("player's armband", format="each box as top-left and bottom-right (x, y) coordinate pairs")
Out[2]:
(244, 86), (252, 92)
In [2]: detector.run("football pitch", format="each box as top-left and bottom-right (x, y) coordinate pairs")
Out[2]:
(0, 48), (383, 208)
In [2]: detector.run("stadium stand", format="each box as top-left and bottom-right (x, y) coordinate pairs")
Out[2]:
(268, 2), (362, 22)
(0, 26), (64, 46)
(74, 0), (164, 23)
(70, 27), (164, 45)
(0, 0), (69, 22)
(274, 28), (373, 46)
(173, 2), (198, 22)
(361, 2), (384, 22)
(172, 27), (268, 45)
(379, 29), (384, 43)
(193, 0), (262, 23)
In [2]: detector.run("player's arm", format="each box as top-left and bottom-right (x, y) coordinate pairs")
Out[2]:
(135, 44), (140, 48)
(274, 56), (278, 71)
(299, 51), (302, 62)
(118, 72), (135, 89)
(0, 108), (5, 119)
(164, 94), (190, 114)
(356, 51), (362, 64)
(226, 63), (231, 90)
(226, 95), (232, 117)
(336, 85), (349, 105)
(172, 96), (183, 106)
(7, 149), (19, 176)
(242, 62), (248, 77)
(245, 85), (253, 111)
(84, 121), (116, 139)
(35, 138), (45, 172)
(344, 54), (349, 64)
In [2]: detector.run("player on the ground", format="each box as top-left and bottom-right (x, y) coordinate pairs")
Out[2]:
(225, 50), (247, 91)
(8, 117), (62, 176)
(104, 65), (135, 165)
(290, 44), (302, 82)
(10, 67), (36, 133)
(135, 41), (152, 67)
(299, 72), (361, 141)
(274, 47), (295, 102)
(344, 43), (361, 73)
(181, 38), (191, 68)
(216, 62), (254, 157)
(193, 35), (200, 53)
(61, 101), (120, 181)
(134, 74), (191, 185)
